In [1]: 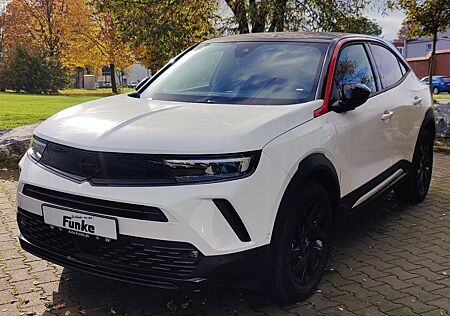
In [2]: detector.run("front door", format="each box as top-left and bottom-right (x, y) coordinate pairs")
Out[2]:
(329, 43), (394, 200)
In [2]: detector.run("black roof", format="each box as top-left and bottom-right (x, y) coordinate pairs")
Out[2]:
(204, 32), (374, 43)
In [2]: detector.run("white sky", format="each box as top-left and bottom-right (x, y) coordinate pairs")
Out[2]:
(367, 10), (405, 40)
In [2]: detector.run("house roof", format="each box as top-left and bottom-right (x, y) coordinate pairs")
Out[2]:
(406, 48), (450, 62)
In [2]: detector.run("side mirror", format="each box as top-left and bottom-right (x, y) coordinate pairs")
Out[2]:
(331, 83), (371, 113)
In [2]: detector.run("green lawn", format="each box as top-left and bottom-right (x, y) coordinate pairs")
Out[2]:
(0, 92), (103, 129)
(60, 88), (133, 97)
(434, 93), (450, 100)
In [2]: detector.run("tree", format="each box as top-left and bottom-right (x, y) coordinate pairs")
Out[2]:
(107, 0), (217, 73)
(0, 1), (6, 56)
(2, 0), (134, 93)
(396, 0), (450, 93)
(2, 0), (102, 89)
(224, 0), (382, 35)
(396, 19), (415, 41)
(83, 1), (134, 93)
(3, 45), (68, 94)
(3, 0), (74, 59)
(0, 0), (7, 91)
(63, 0), (135, 93)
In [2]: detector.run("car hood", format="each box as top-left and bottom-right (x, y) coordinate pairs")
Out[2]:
(35, 94), (321, 154)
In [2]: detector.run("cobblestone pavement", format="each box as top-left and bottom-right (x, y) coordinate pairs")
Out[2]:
(0, 154), (449, 316)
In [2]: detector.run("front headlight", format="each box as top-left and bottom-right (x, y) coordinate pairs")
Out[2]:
(163, 152), (260, 184)
(28, 136), (47, 162)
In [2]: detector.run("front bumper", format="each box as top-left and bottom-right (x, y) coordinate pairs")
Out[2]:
(16, 151), (289, 286)
(17, 152), (289, 256)
(18, 208), (269, 289)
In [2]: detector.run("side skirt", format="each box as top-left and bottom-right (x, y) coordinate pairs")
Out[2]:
(340, 160), (411, 213)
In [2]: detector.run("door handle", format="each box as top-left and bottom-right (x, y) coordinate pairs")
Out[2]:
(413, 96), (422, 106)
(381, 110), (394, 121)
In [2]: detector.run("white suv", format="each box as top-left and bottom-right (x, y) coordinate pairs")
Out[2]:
(17, 33), (435, 303)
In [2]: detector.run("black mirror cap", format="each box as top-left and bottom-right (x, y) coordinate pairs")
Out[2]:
(332, 83), (371, 113)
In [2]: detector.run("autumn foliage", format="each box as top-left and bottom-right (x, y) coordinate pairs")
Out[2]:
(2, 0), (131, 72)
(0, 0), (218, 93)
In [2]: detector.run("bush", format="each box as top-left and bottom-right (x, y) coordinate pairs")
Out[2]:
(2, 46), (68, 94)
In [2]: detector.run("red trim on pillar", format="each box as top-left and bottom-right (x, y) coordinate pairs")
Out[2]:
(314, 38), (363, 117)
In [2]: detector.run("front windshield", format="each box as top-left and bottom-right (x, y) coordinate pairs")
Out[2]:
(141, 41), (329, 105)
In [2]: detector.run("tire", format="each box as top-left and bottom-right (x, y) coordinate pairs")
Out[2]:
(433, 87), (439, 94)
(270, 180), (333, 304)
(398, 129), (433, 203)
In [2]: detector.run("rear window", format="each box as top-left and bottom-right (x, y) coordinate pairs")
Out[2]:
(141, 41), (329, 105)
(370, 44), (404, 88)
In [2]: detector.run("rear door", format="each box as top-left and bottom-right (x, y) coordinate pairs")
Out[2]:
(368, 43), (428, 164)
(330, 43), (394, 199)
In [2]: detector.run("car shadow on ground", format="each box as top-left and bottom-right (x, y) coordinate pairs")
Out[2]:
(38, 191), (413, 316)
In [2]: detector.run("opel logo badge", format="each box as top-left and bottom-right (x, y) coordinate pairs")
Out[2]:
(79, 156), (98, 178)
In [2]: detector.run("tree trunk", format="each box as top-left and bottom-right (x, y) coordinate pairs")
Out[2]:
(110, 63), (118, 94)
(269, 0), (287, 32)
(249, 0), (267, 32)
(226, 0), (249, 33)
(428, 31), (438, 95)
(75, 67), (84, 89)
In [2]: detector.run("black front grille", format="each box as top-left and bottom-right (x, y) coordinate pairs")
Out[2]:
(18, 209), (202, 288)
(22, 184), (167, 222)
(38, 138), (175, 186)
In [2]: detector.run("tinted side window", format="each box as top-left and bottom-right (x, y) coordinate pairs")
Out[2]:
(370, 44), (403, 88)
(334, 44), (376, 96)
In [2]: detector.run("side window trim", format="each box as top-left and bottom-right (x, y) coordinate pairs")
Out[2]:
(363, 42), (381, 93)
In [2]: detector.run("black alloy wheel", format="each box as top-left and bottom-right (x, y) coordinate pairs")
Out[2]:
(290, 200), (329, 286)
(271, 180), (333, 304)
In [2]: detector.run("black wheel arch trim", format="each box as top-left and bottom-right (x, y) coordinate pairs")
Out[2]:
(419, 108), (436, 140)
(295, 153), (340, 191)
(275, 153), (341, 227)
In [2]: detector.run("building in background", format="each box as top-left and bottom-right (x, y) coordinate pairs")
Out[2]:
(97, 64), (150, 88)
(393, 40), (405, 56)
(402, 28), (450, 78)
(406, 49), (450, 78)
(404, 29), (450, 58)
